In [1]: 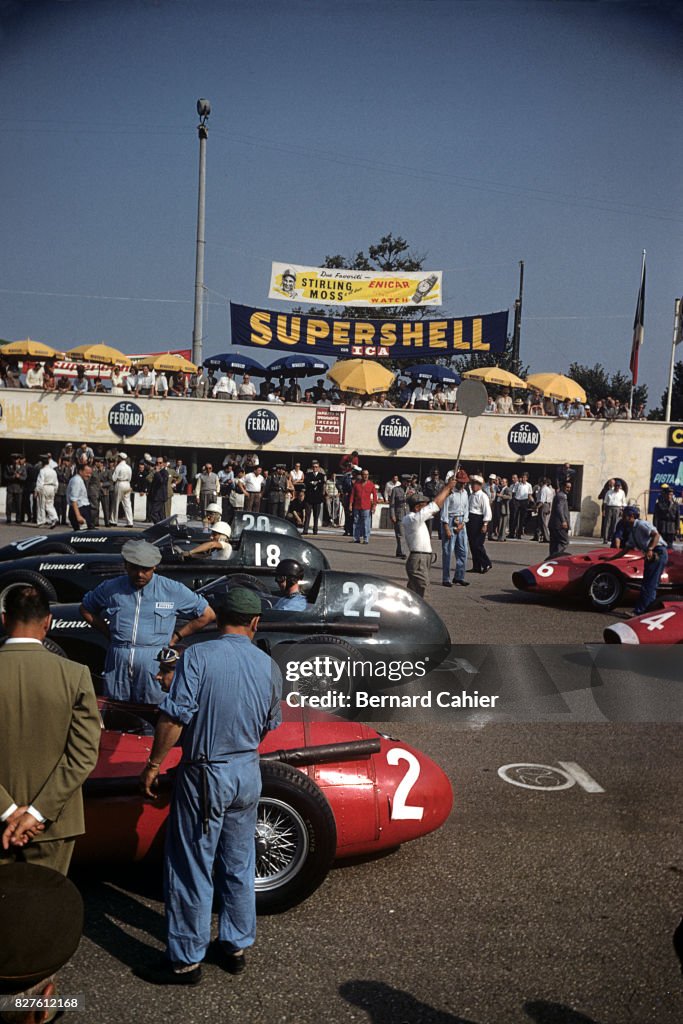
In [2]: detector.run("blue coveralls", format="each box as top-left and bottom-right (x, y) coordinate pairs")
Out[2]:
(82, 575), (208, 704)
(160, 636), (282, 966)
(441, 489), (469, 583)
(273, 592), (307, 611)
(626, 520), (669, 615)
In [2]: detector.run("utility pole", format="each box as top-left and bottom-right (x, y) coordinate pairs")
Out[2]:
(511, 259), (524, 373)
(192, 99), (210, 369)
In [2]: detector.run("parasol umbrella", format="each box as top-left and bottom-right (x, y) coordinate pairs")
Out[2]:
(267, 354), (328, 378)
(326, 358), (396, 395)
(1, 338), (63, 360)
(202, 353), (267, 375)
(525, 372), (587, 404)
(462, 366), (527, 389)
(137, 353), (197, 374)
(404, 364), (461, 386)
(66, 343), (131, 366)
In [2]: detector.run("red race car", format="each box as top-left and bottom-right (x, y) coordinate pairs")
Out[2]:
(604, 601), (683, 644)
(512, 546), (683, 611)
(77, 700), (453, 914)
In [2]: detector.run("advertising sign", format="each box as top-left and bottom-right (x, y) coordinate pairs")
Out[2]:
(649, 447), (683, 512)
(378, 415), (412, 450)
(667, 425), (683, 448)
(269, 262), (443, 308)
(314, 406), (346, 446)
(507, 421), (541, 456)
(231, 303), (508, 358)
(108, 401), (144, 438)
(245, 408), (280, 445)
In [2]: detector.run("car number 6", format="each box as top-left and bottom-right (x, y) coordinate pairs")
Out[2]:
(537, 561), (558, 577)
(387, 748), (424, 820)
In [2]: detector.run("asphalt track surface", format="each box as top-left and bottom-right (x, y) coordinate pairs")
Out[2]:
(1, 524), (681, 1023)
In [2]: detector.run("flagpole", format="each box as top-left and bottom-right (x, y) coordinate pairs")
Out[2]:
(665, 297), (682, 422)
(629, 249), (646, 416)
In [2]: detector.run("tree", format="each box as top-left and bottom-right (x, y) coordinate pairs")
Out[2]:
(567, 362), (647, 410)
(650, 360), (683, 420)
(452, 343), (529, 381)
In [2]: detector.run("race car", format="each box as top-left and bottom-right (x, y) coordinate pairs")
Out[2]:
(604, 601), (683, 644)
(35, 567), (452, 702)
(512, 546), (683, 611)
(0, 511), (299, 561)
(79, 699), (454, 913)
(0, 527), (328, 609)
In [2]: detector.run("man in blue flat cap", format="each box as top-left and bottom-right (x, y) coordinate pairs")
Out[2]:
(137, 587), (282, 986)
(80, 540), (216, 705)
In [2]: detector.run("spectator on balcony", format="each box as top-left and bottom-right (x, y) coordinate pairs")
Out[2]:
(125, 366), (139, 395)
(136, 364), (156, 397)
(238, 373), (257, 400)
(284, 378), (301, 403)
(410, 383), (433, 410)
(156, 372), (169, 398)
(484, 393), (496, 414)
(42, 366), (56, 392)
(110, 365), (126, 395)
(443, 383), (458, 411)
(72, 366), (89, 394)
(568, 399), (585, 419)
(25, 362), (44, 389)
(432, 385), (448, 411)
(213, 371), (237, 400)
(495, 388), (513, 415)
(528, 390), (544, 415)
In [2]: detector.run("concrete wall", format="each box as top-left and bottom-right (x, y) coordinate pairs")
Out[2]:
(0, 391), (670, 534)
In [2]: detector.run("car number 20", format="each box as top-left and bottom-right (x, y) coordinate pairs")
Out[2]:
(342, 580), (381, 617)
(387, 748), (424, 821)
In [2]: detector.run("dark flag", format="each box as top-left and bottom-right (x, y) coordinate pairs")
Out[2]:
(629, 252), (646, 386)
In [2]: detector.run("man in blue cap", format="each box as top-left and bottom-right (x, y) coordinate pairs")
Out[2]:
(608, 505), (669, 616)
(137, 587), (282, 986)
(80, 540), (216, 705)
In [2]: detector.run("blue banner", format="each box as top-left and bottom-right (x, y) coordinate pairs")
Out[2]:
(230, 303), (508, 358)
(649, 448), (683, 513)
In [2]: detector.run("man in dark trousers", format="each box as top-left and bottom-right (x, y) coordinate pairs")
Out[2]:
(138, 588), (282, 986)
(4, 454), (26, 524)
(148, 456), (170, 524)
(303, 459), (326, 535)
(549, 480), (572, 559)
(0, 586), (100, 874)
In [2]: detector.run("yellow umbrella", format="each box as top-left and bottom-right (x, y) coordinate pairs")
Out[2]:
(462, 366), (527, 389)
(66, 343), (132, 366)
(525, 372), (587, 404)
(326, 358), (396, 395)
(135, 353), (197, 373)
(2, 338), (63, 359)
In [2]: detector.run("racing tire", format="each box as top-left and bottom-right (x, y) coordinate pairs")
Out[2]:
(42, 637), (68, 658)
(277, 635), (360, 717)
(33, 542), (76, 556)
(585, 568), (625, 611)
(226, 573), (271, 593)
(0, 571), (58, 613)
(255, 761), (337, 914)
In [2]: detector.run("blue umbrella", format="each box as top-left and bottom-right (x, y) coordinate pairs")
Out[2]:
(203, 353), (267, 375)
(267, 354), (328, 378)
(403, 363), (461, 385)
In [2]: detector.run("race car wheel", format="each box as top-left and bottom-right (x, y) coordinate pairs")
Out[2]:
(255, 761), (336, 914)
(280, 635), (360, 715)
(585, 568), (625, 611)
(226, 573), (271, 593)
(0, 571), (58, 613)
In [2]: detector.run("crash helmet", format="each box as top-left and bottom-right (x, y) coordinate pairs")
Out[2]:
(205, 502), (222, 515)
(156, 646), (180, 668)
(275, 558), (304, 583)
(210, 521), (232, 538)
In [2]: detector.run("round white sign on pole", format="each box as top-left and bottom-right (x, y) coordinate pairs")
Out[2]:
(456, 379), (489, 417)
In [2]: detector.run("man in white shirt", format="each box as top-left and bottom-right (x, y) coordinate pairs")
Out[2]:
(495, 389), (513, 415)
(238, 374), (257, 400)
(401, 477), (456, 597)
(443, 384), (458, 411)
(112, 452), (134, 527)
(244, 466), (265, 513)
(35, 454), (59, 528)
(602, 478), (627, 543)
(535, 478), (555, 543)
(213, 372), (237, 400)
(136, 365), (156, 397)
(466, 475), (493, 573)
(66, 464), (93, 530)
(511, 473), (532, 539)
(409, 385), (433, 410)
(25, 363), (44, 389)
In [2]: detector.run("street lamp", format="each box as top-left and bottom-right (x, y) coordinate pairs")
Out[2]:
(192, 99), (210, 368)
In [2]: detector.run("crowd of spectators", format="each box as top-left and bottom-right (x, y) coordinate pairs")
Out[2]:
(0, 357), (648, 418)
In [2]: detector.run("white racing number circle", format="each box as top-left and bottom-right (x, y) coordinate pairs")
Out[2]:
(497, 763), (575, 790)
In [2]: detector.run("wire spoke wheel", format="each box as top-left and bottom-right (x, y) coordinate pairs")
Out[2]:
(255, 797), (309, 891)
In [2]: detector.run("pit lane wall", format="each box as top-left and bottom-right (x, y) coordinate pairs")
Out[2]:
(0, 391), (671, 536)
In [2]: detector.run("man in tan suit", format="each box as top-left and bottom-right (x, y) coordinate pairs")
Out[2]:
(0, 586), (101, 875)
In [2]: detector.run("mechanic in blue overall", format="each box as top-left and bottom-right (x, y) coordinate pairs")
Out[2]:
(80, 540), (216, 705)
(440, 467), (470, 587)
(272, 558), (307, 610)
(137, 588), (282, 986)
(608, 505), (669, 616)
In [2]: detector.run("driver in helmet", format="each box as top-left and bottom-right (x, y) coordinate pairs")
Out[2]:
(184, 520), (233, 560)
(273, 559), (307, 611)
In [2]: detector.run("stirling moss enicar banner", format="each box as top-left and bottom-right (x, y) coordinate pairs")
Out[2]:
(269, 261), (443, 308)
(231, 303), (508, 358)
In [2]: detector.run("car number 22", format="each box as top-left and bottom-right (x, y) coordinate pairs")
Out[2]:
(342, 580), (381, 617)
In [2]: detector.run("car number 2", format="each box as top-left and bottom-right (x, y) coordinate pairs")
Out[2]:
(342, 580), (381, 617)
(387, 748), (424, 820)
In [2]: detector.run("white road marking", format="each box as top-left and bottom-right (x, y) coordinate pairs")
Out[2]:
(557, 761), (605, 793)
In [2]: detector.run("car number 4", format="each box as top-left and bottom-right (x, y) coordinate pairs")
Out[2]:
(638, 610), (676, 631)
(387, 748), (424, 821)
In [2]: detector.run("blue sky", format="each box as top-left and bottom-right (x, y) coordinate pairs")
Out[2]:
(1, 0), (682, 406)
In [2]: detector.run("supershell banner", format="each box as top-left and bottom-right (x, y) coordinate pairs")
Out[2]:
(231, 303), (508, 358)
(268, 262), (443, 308)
